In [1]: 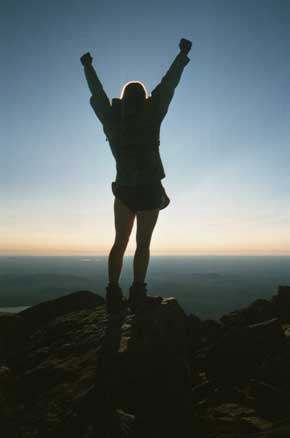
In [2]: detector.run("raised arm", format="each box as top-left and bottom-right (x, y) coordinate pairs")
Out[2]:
(151, 38), (192, 120)
(80, 52), (111, 124)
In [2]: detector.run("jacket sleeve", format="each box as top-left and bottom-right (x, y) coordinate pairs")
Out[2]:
(151, 51), (190, 121)
(83, 64), (112, 124)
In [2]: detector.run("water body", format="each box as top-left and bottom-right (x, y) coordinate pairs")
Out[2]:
(0, 256), (289, 320)
(0, 306), (30, 313)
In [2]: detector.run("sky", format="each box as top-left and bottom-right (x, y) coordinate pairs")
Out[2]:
(1, 0), (290, 256)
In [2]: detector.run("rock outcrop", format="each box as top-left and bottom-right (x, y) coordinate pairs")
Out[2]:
(188, 285), (290, 436)
(0, 291), (194, 437)
(1, 285), (290, 437)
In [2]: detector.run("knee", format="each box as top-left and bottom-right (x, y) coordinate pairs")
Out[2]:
(113, 239), (129, 252)
(136, 237), (151, 251)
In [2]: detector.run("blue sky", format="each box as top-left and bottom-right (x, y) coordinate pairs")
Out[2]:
(1, 0), (289, 255)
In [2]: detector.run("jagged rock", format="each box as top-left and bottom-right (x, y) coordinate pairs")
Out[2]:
(272, 285), (290, 322)
(250, 380), (290, 418)
(0, 293), (108, 437)
(0, 366), (12, 383)
(186, 313), (202, 348)
(211, 384), (247, 404)
(0, 293), (196, 437)
(18, 289), (104, 332)
(0, 365), (23, 438)
(258, 337), (290, 392)
(201, 402), (260, 434)
(241, 416), (273, 432)
(191, 380), (216, 403)
(205, 318), (285, 384)
(1, 285), (290, 437)
(2, 290), (104, 360)
(0, 312), (18, 359)
(200, 319), (225, 344)
(91, 297), (195, 438)
(220, 298), (278, 328)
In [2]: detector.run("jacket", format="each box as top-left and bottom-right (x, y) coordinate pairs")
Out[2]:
(84, 51), (190, 186)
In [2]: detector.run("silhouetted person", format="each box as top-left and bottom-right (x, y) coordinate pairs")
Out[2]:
(80, 38), (192, 312)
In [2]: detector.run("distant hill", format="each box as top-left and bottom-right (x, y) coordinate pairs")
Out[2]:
(0, 273), (97, 306)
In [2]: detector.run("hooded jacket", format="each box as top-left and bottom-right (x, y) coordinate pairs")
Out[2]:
(84, 51), (190, 186)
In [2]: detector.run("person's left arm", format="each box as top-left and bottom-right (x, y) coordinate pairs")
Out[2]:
(150, 39), (192, 121)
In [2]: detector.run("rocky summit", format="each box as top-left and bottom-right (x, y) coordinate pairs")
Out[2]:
(1, 286), (290, 437)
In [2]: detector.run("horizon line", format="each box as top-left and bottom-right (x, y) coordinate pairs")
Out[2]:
(0, 253), (289, 257)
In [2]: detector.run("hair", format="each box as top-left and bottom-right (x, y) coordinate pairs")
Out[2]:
(120, 81), (148, 101)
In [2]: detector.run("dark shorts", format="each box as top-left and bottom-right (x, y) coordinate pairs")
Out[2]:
(111, 180), (170, 213)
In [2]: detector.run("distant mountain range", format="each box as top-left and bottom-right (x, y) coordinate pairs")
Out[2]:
(0, 274), (95, 306)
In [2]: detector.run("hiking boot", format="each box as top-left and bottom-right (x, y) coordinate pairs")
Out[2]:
(105, 283), (126, 313)
(128, 281), (147, 302)
(128, 282), (163, 312)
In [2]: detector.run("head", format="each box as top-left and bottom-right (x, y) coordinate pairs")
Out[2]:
(120, 81), (148, 117)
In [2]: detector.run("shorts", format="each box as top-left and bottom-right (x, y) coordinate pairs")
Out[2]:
(111, 180), (170, 213)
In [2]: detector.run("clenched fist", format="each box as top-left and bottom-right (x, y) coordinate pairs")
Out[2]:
(179, 38), (192, 55)
(80, 52), (93, 66)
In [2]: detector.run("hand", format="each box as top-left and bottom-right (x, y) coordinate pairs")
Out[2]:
(179, 38), (192, 55)
(80, 52), (93, 66)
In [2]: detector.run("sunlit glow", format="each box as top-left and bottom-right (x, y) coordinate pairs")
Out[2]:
(120, 80), (149, 99)
(1, 227), (289, 256)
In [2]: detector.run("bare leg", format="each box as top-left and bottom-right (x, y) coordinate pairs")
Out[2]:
(108, 197), (135, 286)
(133, 208), (159, 283)
(108, 245), (127, 286)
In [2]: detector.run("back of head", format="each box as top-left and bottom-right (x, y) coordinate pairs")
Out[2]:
(119, 81), (148, 121)
(120, 81), (148, 101)
(120, 82), (148, 119)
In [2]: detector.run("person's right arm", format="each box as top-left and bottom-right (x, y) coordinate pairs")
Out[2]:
(80, 52), (111, 124)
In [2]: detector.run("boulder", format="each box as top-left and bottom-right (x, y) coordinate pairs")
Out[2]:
(257, 337), (290, 392)
(272, 285), (290, 322)
(0, 293), (195, 438)
(206, 318), (285, 384)
(90, 297), (195, 438)
(220, 298), (277, 328)
(18, 289), (104, 332)
(186, 313), (202, 349)
(250, 380), (290, 418)
(3, 290), (104, 360)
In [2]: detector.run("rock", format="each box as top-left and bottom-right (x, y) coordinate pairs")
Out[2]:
(210, 402), (255, 418)
(3, 290), (104, 360)
(0, 366), (12, 383)
(200, 319), (225, 345)
(204, 402), (259, 434)
(272, 285), (290, 322)
(186, 313), (202, 349)
(2, 285), (290, 437)
(0, 365), (23, 438)
(18, 289), (104, 332)
(191, 380), (216, 403)
(250, 380), (290, 418)
(91, 297), (195, 438)
(0, 313), (18, 359)
(258, 337), (290, 392)
(206, 318), (285, 384)
(2, 295), (108, 437)
(220, 298), (277, 328)
(0, 293), (196, 437)
(211, 384), (247, 404)
(240, 415), (273, 432)
(220, 309), (243, 327)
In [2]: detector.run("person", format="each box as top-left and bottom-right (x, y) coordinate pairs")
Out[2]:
(80, 38), (192, 312)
